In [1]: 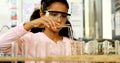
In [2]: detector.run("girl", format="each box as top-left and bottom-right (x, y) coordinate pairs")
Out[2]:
(0, 0), (73, 63)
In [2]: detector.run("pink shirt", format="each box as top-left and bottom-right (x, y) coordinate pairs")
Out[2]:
(0, 23), (72, 63)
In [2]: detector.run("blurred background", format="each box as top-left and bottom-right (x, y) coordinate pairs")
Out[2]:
(0, 0), (120, 40)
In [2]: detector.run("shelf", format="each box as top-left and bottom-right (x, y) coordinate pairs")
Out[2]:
(0, 55), (120, 62)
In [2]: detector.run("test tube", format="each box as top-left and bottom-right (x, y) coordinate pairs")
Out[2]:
(21, 42), (25, 57)
(93, 40), (98, 55)
(71, 40), (77, 55)
(115, 40), (120, 54)
(11, 42), (15, 57)
(79, 41), (85, 55)
(103, 40), (109, 55)
(86, 41), (94, 55)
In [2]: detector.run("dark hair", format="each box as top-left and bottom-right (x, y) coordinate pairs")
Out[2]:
(30, 9), (40, 21)
(59, 21), (73, 38)
(30, 0), (72, 38)
(30, 9), (44, 33)
(40, 0), (69, 12)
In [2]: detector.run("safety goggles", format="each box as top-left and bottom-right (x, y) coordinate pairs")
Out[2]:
(45, 10), (71, 20)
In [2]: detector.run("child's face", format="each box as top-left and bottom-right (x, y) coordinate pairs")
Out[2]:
(46, 2), (70, 32)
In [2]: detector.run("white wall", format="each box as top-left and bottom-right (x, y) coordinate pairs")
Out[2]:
(0, 0), (10, 35)
(0, 0), (10, 27)
(102, 0), (112, 39)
